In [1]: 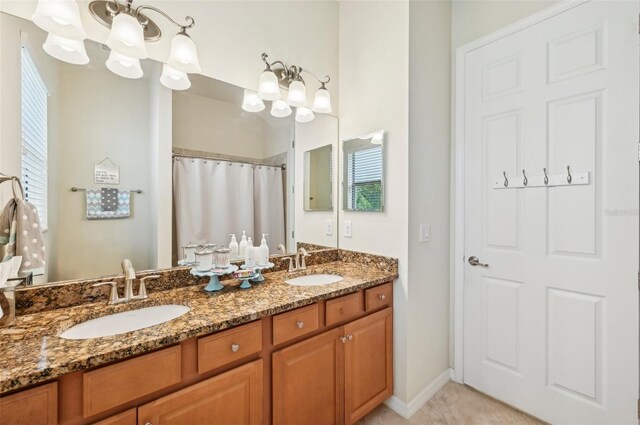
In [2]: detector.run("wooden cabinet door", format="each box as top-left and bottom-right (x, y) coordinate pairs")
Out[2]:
(137, 360), (263, 425)
(343, 307), (393, 424)
(0, 382), (57, 425)
(272, 327), (344, 425)
(93, 408), (136, 425)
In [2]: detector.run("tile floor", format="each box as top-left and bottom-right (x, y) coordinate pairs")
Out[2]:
(360, 382), (545, 425)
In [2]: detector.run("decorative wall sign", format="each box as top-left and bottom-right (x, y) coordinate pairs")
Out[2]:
(94, 158), (119, 184)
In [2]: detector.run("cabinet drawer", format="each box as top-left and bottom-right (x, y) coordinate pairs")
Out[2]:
(92, 408), (136, 425)
(83, 346), (181, 418)
(365, 283), (392, 311)
(325, 292), (362, 326)
(198, 320), (263, 374)
(273, 304), (320, 345)
(0, 382), (57, 425)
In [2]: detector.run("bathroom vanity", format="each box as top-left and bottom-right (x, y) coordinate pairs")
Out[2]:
(0, 253), (396, 425)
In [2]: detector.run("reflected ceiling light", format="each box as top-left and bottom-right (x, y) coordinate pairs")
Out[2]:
(32, 0), (87, 39)
(249, 53), (331, 123)
(295, 107), (315, 123)
(271, 99), (292, 118)
(371, 132), (384, 145)
(242, 89), (265, 112)
(311, 84), (332, 113)
(106, 49), (143, 79)
(43, 33), (89, 65)
(160, 64), (191, 90)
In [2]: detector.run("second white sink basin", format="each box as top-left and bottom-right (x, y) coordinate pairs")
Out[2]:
(60, 305), (190, 340)
(285, 274), (343, 286)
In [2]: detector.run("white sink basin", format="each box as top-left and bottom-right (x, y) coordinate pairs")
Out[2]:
(285, 274), (343, 286)
(60, 305), (190, 340)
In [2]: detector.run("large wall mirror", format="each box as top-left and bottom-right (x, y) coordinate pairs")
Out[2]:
(342, 130), (384, 212)
(0, 11), (338, 286)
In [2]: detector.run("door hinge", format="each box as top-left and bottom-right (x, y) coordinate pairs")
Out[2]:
(292, 231), (295, 238)
(292, 140), (295, 149)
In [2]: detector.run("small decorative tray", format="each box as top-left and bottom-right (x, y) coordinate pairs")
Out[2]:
(190, 264), (238, 292)
(240, 262), (274, 283)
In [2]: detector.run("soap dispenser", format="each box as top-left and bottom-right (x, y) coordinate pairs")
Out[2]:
(239, 231), (248, 258)
(244, 236), (255, 267)
(258, 234), (269, 265)
(229, 234), (239, 259)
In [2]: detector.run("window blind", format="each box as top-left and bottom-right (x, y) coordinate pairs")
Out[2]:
(21, 46), (48, 230)
(346, 146), (383, 211)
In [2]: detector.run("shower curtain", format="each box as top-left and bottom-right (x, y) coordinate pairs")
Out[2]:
(173, 158), (285, 256)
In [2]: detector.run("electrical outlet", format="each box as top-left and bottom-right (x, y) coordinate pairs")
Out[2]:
(325, 220), (333, 236)
(344, 220), (352, 238)
(419, 223), (430, 243)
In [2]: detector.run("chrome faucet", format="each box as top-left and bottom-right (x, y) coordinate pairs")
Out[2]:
(93, 259), (160, 305)
(287, 248), (310, 272)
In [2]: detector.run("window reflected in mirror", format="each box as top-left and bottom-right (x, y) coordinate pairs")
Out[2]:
(304, 145), (333, 211)
(342, 130), (384, 212)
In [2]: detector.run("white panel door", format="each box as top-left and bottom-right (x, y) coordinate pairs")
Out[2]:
(463, 2), (639, 424)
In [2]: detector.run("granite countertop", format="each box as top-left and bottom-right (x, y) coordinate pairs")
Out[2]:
(0, 261), (397, 395)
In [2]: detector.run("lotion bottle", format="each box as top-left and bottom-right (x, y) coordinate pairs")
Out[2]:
(258, 234), (269, 265)
(244, 237), (255, 267)
(239, 231), (248, 258)
(229, 234), (239, 259)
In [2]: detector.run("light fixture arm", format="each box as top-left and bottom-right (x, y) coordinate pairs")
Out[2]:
(134, 5), (195, 32)
(261, 53), (330, 87)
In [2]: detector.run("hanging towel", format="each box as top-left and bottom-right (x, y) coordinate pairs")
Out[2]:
(0, 178), (45, 274)
(86, 188), (131, 219)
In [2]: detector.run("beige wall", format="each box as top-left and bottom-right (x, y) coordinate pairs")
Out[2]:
(452, 0), (560, 48)
(338, 0), (411, 403)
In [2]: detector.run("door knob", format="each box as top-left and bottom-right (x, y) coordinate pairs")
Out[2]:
(468, 256), (489, 267)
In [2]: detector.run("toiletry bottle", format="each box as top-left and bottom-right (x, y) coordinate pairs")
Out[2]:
(239, 231), (248, 258)
(229, 234), (239, 259)
(258, 234), (269, 265)
(245, 237), (255, 267)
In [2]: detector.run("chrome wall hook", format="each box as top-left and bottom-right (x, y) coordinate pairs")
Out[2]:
(566, 165), (572, 184)
(503, 171), (509, 187)
(522, 169), (528, 186)
(543, 168), (549, 185)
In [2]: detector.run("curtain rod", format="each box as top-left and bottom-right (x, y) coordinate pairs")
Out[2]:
(172, 153), (286, 170)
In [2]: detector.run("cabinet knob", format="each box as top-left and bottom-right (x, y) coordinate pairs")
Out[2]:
(378, 294), (386, 301)
(146, 423), (153, 425)
(340, 336), (347, 343)
(231, 343), (240, 352)
(347, 334), (353, 341)
(296, 321), (304, 329)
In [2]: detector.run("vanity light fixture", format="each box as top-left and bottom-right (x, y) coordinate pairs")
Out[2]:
(242, 90), (266, 112)
(42, 33), (89, 65)
(253, 53), (332, 122)
(32, 0), (201, 91)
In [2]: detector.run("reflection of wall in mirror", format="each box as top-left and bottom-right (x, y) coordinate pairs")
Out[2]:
(0, 13), (159, 282)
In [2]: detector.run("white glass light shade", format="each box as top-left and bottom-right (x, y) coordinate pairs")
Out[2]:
(295, 107), (314, 123)
(371, 132), (384, 145)
(160, 64), (191, 90)
(106, 12), (148, 59)
(32, 0), (86, 39)
(258, 70), (281, 100)
(43, 33), (89, 65)
(242, 90), (265, 112)
(271, 99), (292, 118)
(106, 50), (143, 79)
(312, 87), (332, 113)
(287, 80), (307, 107)
(167, 33), (201, 73)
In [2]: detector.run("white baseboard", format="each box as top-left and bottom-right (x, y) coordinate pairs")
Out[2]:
(384, 368), (452, 419)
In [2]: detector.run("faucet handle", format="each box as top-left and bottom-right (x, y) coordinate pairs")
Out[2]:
(298, 248), (310, 269)
(93, 281), (120, 305)
(136, 275), (161, 299)
(285, 257), (296, 272)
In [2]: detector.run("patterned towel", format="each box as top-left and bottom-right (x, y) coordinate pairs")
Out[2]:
(0, 197), (45, 274)
(86, 189), (131, 219)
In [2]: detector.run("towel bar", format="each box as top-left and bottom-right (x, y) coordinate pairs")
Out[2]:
(71, 187), (142, 194)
